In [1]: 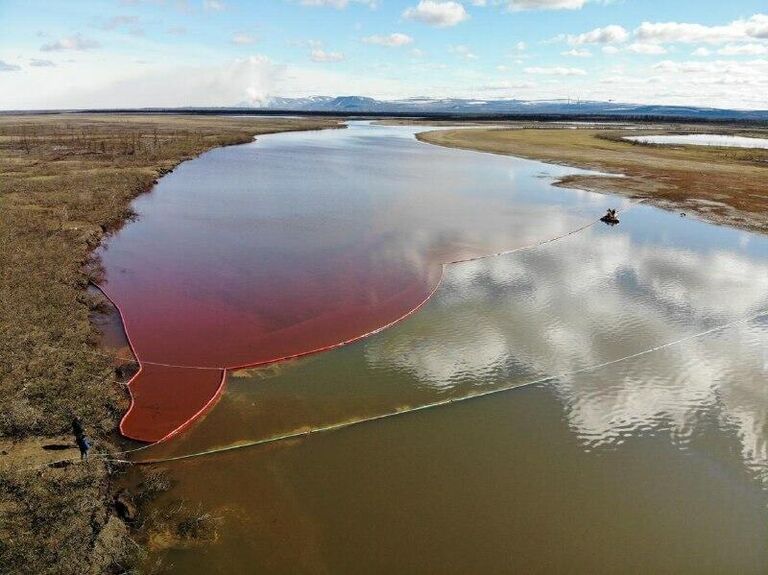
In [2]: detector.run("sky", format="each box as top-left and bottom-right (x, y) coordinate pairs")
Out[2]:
(0, 0), (767, 110)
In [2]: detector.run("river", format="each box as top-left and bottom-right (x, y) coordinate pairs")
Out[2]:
(99, 122), (768, 573)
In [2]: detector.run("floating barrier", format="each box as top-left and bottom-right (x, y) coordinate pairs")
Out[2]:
(18, 201), (655, 458)
(11, 200), (765, 471)
(19, 305), (763, 472)
(75, 308), (768, 467)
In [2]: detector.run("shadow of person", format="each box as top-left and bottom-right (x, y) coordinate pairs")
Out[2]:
(42, 444), (74, 451)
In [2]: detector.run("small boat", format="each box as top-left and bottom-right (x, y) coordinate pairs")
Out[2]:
(601, 209), (620, 225)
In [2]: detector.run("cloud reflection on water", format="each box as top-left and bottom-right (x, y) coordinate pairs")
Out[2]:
(366, 223), (768, 474)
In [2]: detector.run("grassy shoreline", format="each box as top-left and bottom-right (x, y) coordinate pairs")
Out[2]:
(0, 114), (341, 574)
(416, 126), (768, 235)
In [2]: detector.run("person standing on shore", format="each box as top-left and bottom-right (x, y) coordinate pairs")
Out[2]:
(72, 417), (84, 439)
(72, 416), (91, 461)
(76, 434), (91, 461)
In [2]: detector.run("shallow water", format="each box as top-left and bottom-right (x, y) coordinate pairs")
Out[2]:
(625, 133), (768, 149)
(101, 123), (768, 573)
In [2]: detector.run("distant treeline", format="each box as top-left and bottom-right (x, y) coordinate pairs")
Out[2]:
(2, 108), (768, 126)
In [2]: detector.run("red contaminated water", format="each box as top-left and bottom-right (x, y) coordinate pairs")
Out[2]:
(100, 258), (441, 442)
(99, 124), (595, 442)
(119, 365), (226, 443)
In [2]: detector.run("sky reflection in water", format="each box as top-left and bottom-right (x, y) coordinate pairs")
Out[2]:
(101, 122), (613, 440)
(129, 124), (768, 573)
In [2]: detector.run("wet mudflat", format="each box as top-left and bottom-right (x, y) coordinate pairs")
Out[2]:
(102, 123), (768, 573)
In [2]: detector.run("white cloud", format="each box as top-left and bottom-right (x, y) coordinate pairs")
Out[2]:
(102, 15), (139, 30)
(635, 14), (768, 45)
(561, 48), (592, 57)
(310, 49), (345, 62)
(362, 33), (414, 47)
(302, 0), (347, 5)
(6, 9), (768, 110)
(4, 47), (766, 110)
(402, 1), (469, 28)
(41, 34), (101, 52)
(692, 47), (711, 57)
(479, 79), (536, 90)
(648, 58), (768, 95)
(578, 56), (768, 108)
(718, 43), (768, 55)
(203, 0), (225, 10)
(232, 33), (256, 45)
(0, 60), (21, 72)
(525, 66), (586, 75)
(506, 0), (587, 10)
(568, 25), (629, 45)
(653, 59), (741, 74)
(450, 44), (477, 59)
(300, 0), (377, 7)
(30, 58), (55, 67)
(99, 14), (145, 37)
(293, 39), (325, 49)
(627, 42), (667, 55)
(747, 14), (768, 38)
(2, 55), (281, 109)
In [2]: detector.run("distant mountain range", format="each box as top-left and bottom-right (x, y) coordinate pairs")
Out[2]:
(238, 96), (768, 121)
(26, 95), (763, 121)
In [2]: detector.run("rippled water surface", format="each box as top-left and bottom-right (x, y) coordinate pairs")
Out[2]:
(105, 123), (768, 573)
(625, 133), (768, 149)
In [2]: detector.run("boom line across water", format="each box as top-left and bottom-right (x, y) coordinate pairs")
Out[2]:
(123, 307), (768, 465)
(100, 201), (648, 444)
